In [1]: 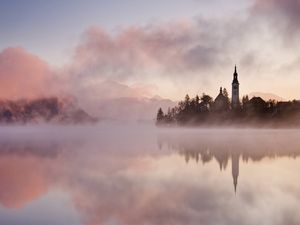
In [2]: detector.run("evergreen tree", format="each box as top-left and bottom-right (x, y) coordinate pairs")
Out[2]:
(201, 93), (212, 108)
(195, 95), (200, 105)
(242, 95), (249, 107)
(156, 108), (164, 124)
(222, 88), (230, 108)
(223, 88), (229, 98)
(165, 107), (173, 123)
(184, 94), (190, 110)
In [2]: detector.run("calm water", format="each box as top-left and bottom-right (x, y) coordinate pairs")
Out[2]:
(0, 124), (300, 225)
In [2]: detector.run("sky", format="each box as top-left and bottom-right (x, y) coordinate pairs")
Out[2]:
(0, 0), (300, 108)
(0, 0), (250, 66)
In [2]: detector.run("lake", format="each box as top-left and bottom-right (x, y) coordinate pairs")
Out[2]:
(0, 124), (300, 225)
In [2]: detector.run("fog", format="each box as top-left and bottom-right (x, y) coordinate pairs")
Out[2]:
(1, 124), (300, 225)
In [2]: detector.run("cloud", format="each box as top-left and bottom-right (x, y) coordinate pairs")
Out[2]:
(252, 0), (300, 43)
(0, 48), (61, 100)
(2, 0), (300, 119)
(70, 20), (230, 82)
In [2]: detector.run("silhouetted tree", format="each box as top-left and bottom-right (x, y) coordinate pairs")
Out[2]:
(242, 95), (249, 107)
(184, 94), (190, 109)
(267, 99), (276, 112)
(155, 91), (300, 127)
(195, 95), (200, 105)
(156, 108), (164, 124)
(222, 88), (230, 109)
(222, 88), (229, 98)
(165, 107), (174, 123)
(201, 93), (212, 108)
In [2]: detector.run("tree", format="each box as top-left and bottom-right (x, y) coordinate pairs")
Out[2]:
(156, 108), (164, 124)
(222, 88), (230, 109)
(242, 95), (249, 107)
(184, 94), (190, 109)
(165, 107), (173, 123)
(267, 99), (276, 112)
(222, 88), (229, 98)
(195, 95), (200, 105)
(201, 93), (212, 108)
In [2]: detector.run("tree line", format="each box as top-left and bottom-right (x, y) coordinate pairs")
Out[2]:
(156, 92), (300, 127)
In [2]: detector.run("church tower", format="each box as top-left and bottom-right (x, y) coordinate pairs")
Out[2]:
(231, 65), (240, 109)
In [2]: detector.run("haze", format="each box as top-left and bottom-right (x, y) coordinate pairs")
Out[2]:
(1, 0), (300, 224)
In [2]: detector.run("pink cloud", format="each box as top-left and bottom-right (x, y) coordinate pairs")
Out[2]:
(0, 47), (59, 100)
(70, 21), (218, 82)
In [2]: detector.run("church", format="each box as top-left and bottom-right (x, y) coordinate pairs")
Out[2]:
(213, 66), (240, 110)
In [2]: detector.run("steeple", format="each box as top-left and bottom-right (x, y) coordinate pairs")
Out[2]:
(231, 65), (240, 109)
(220, 87), (223, 94)
(232, 65), (239, 84)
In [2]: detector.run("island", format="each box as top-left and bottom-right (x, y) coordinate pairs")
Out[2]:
(156, 66), (300, 127)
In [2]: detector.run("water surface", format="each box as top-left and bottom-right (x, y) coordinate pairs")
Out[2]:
(0, 125), (300, 225)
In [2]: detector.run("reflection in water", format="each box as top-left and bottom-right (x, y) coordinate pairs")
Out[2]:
(1, 126), (300, 225)
(232, 154), (239, 194)
(157, 129), (300, 194)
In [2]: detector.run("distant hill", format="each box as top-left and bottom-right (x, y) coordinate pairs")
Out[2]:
(0, 97), (96, 124)
(93, 96), (176, 121)
(72, 79), (177, 121)
(248, 92), (285, 102)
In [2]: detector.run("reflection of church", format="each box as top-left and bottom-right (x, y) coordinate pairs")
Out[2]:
(232, 154), (239, 194)
(181, 149), (241, 193)
(157, 130), (300, 194)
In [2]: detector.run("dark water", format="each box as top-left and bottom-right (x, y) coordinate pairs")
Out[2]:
(0, 124), (300, 225)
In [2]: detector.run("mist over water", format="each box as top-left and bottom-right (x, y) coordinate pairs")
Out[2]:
(1, 124), (300, 225)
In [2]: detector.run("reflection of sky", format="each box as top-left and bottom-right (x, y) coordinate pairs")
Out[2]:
(0, 126), (300, 225)
(0, 192), (81, 225)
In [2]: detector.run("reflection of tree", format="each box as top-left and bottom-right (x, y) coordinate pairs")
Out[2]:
(158, 130), (300, 193)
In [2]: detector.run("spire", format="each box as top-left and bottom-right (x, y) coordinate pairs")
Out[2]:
(232, 65), (239, 84)
(220, 87), (223, 94)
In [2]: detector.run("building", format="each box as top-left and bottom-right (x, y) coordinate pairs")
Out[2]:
(232, 66), (240, 109)
(213, 87), (230, 112)
(244, 97), (267, 114)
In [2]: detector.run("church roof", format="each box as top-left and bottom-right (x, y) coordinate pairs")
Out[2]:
(215, 93), (227, 102)
(249, 97), (266, 104)
(215, 87), (227, 102)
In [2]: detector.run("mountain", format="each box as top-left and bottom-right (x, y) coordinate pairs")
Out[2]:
(0, 97), (96, 124)
(248, 92), (285, 102)
(72, 79), (177, 121)
(94, 97), (176, 121)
